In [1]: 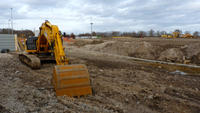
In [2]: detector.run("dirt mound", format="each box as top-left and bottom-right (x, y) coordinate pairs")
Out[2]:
(84, 41), (130, 56)
(128, 42), (156, 59)
(191, 52), (200, 64)
(181, 43), (200, 64)
(0, 53), (13, 58)
(84, 41), (157, 59)
(73, 39), (104, 47)
(84, 41), (116, 51)
(158, 48), (184, 62)
(184, 43), (200, 58)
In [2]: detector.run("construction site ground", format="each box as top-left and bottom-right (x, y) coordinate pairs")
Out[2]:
(0, 37), (200, 113)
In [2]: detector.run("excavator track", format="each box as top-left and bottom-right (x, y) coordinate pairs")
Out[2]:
(19, 53), (41, 69)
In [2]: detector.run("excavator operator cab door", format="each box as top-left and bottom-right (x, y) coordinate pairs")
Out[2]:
(26, 36), (38, 53)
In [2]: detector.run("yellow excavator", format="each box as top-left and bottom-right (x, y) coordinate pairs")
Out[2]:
(161, 32), (180, 38)
(181, 33), (193, 38)
(162, 31), (194, 39)
(19, 20), (92, 97)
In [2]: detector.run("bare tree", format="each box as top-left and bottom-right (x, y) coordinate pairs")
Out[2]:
(160, 31), (167, 35)
(70, 33), (75, 39)
(174, 29), (182, 34)
(137, 31), (146, 38)
(131, 31), (137, 37)
(184, 31), (190, 34)
(121, 32), (129, 37)
(156, 31), (161, 37)
(1, 29), (35, 38)
(148, 29), (155, 37)
(193, 31), (199, 38)
(112, 31), (120, 37)
(92, 32), (96, 36)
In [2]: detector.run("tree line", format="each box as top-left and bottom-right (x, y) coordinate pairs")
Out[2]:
(0, 28), (34, 38)
(78, 29), (200, 38)
(0, 28), (199, 38)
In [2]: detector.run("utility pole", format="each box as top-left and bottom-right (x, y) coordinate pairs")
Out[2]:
(90, 18), (93, 38)
(90, 22), (93, 38)
(11, 8), (13, 34)
(8, 19), (10, 34)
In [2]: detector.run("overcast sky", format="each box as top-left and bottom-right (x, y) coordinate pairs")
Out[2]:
(0, 0), (200, 33)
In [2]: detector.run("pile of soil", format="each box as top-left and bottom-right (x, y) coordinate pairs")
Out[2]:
(191, 52), (200, 64)
(158, 48), (184, 63)
(182, 43), (200, 64)
(84, 41), (157, 60)
(128, 42), (156, 59)
(80, 39), (200, 65)
(0, 53), (13, 59)
(72, 39), (104, 47)
(184, 43), (200, 58)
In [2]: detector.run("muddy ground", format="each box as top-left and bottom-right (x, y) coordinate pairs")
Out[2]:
(0, 37), (200, 113)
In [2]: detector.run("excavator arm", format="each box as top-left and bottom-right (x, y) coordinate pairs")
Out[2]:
(39, 21), (92, 97)
(38, 20), (68, 65)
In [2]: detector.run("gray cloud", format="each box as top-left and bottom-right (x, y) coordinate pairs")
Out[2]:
(0, 0), (200, 33)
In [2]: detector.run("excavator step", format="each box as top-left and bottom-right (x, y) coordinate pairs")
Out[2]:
(53, 64), (92, 97)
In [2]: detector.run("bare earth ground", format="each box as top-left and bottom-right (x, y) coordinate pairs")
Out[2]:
(0, 37), (200, 113)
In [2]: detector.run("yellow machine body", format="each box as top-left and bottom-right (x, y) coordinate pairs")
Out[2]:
(161, 32), (180, 38)
(161, 32), (194, 39)
(22, 20), (92, 97)
(181, 33), (193, 38)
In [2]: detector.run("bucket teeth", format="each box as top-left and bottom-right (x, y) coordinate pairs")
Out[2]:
(53, 64), (92, 97)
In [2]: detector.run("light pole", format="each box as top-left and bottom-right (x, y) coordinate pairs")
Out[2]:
(8, 19), (10, 34)
(90, 22), (93, 38)
(11, 8), (13, 34)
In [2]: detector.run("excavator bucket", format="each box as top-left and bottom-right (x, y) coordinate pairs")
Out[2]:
(53, 64), (92, 97)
